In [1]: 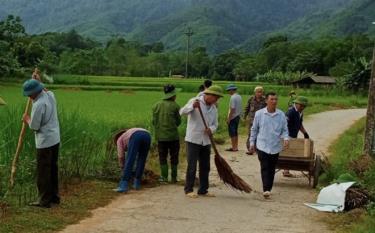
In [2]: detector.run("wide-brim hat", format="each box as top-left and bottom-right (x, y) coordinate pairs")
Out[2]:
(204, 85), (224, 97)
(163, 90), (177, 100)
(0, 97), (6, 105)
(23, 79), (44, 96)
(225, 84), (237, 91)
(294, 96), (309, 106)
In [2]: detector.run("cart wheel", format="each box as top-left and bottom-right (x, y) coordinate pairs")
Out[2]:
(312, 155), (321, 188)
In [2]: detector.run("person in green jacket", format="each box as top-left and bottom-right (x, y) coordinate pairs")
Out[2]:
(152, 84), (181, 183)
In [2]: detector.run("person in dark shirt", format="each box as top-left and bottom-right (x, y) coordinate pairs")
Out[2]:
(283, 96), (310, 177)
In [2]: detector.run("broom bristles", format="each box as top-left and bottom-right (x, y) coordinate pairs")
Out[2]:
(214, 153), (252, 193)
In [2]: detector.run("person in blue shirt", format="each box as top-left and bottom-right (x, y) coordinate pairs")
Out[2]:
(249, 92), (289, 199)
(22, 79), (61, 208)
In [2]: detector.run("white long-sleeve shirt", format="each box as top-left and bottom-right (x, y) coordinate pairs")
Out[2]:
(180, 96), (218, 146)
(250, 107), (289, 154)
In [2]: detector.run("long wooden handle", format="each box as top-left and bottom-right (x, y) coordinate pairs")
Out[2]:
(9, 98), (32, 189)
(196, 102), (220, 155)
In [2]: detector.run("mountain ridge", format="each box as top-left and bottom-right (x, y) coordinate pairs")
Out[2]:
(1, 0), (372, 53)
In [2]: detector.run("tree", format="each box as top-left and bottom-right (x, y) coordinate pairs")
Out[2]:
(343, 57), (371, 92)
(151, 42), (164, 53)
(25, 41), (46, 66)
(211, 50), (242, 80)
(105, 38), (128, 76)
(0, 15), (25, 77)
(189, 47), (211, 78)
(0, 15), (25, 44)
(233, 57), (257, 81)
(263, 35), (288, 49)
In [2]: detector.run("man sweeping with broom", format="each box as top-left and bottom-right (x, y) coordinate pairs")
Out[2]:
(22, 79), (60, 208)
(180, 85), (223, 198)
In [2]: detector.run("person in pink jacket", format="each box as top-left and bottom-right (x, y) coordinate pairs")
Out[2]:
(114, 128), (151, 193)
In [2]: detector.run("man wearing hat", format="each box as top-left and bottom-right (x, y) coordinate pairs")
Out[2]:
(152, 84), (181, 183)
(244, 86), (266, 155)
(22, 79), (60, 208)
(283, 96), (310, 177)
(180, 85), (223, 198)
(225, 84), (242, 152)
(0, 97), (6, 106)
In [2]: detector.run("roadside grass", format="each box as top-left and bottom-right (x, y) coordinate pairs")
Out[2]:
(320, 118), (375, 233)
(321, 118), (368, 186)
(0, 180), (118, 233)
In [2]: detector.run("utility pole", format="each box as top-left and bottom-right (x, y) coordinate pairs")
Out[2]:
(185, 27), (193, 78)
(364, 22), (375, 158)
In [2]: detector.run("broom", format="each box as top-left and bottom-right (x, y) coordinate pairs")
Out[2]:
(9, 98), (32, 189)
(197, 104), (252, 193)
(9, 71), (40, 189)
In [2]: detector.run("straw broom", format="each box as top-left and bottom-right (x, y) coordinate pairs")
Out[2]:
(9, 98), (32, 189)
(197, 104), (252, 193)
(9, 71), (42, 189)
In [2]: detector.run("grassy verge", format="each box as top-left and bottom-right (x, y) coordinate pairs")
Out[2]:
(320, 118), (375, 233)
(0, 180), (118, 233)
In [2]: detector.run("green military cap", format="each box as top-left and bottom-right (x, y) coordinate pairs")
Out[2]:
(294, 96), (309, 106)
(204, 85), (224, 97)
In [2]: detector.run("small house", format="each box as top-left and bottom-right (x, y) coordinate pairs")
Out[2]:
(292, 76), (336, 88)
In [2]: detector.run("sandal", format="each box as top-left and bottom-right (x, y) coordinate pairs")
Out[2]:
(263, 191), (271, 199)
(186, 192), (198, 198)
(199, 192), (216, 197)
(225, 148), (239, 152)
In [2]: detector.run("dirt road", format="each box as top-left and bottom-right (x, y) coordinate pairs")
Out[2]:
(61, 109), (366, 233)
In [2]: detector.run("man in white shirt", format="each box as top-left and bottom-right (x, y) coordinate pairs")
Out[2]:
(249, 92), (289, 199)
(180, 85), (223, 198)
(225, 84), (242, 152)
(22, 79), (61, 208)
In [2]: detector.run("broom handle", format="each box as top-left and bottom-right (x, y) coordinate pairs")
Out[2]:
(9, 98), (32, 189)
(196, 102), (220, 155)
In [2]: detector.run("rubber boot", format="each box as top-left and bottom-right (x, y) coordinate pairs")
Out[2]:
(115, 180), (129, 193)
(171, 165), (178, 183)
(133, 179), (141, 190)
(159, 164), (169, 183)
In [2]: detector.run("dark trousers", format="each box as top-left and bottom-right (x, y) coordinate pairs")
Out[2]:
(36, 143), (60, 205)
(121, 131), (151, 181)
(257, 149), (279, 192)
(184, 142), (211, 194)
(158, 140), (180, 166)
(228, 115), (240, 137)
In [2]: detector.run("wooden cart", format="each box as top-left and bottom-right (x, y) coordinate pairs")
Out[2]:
(277, 138), (321, 188)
